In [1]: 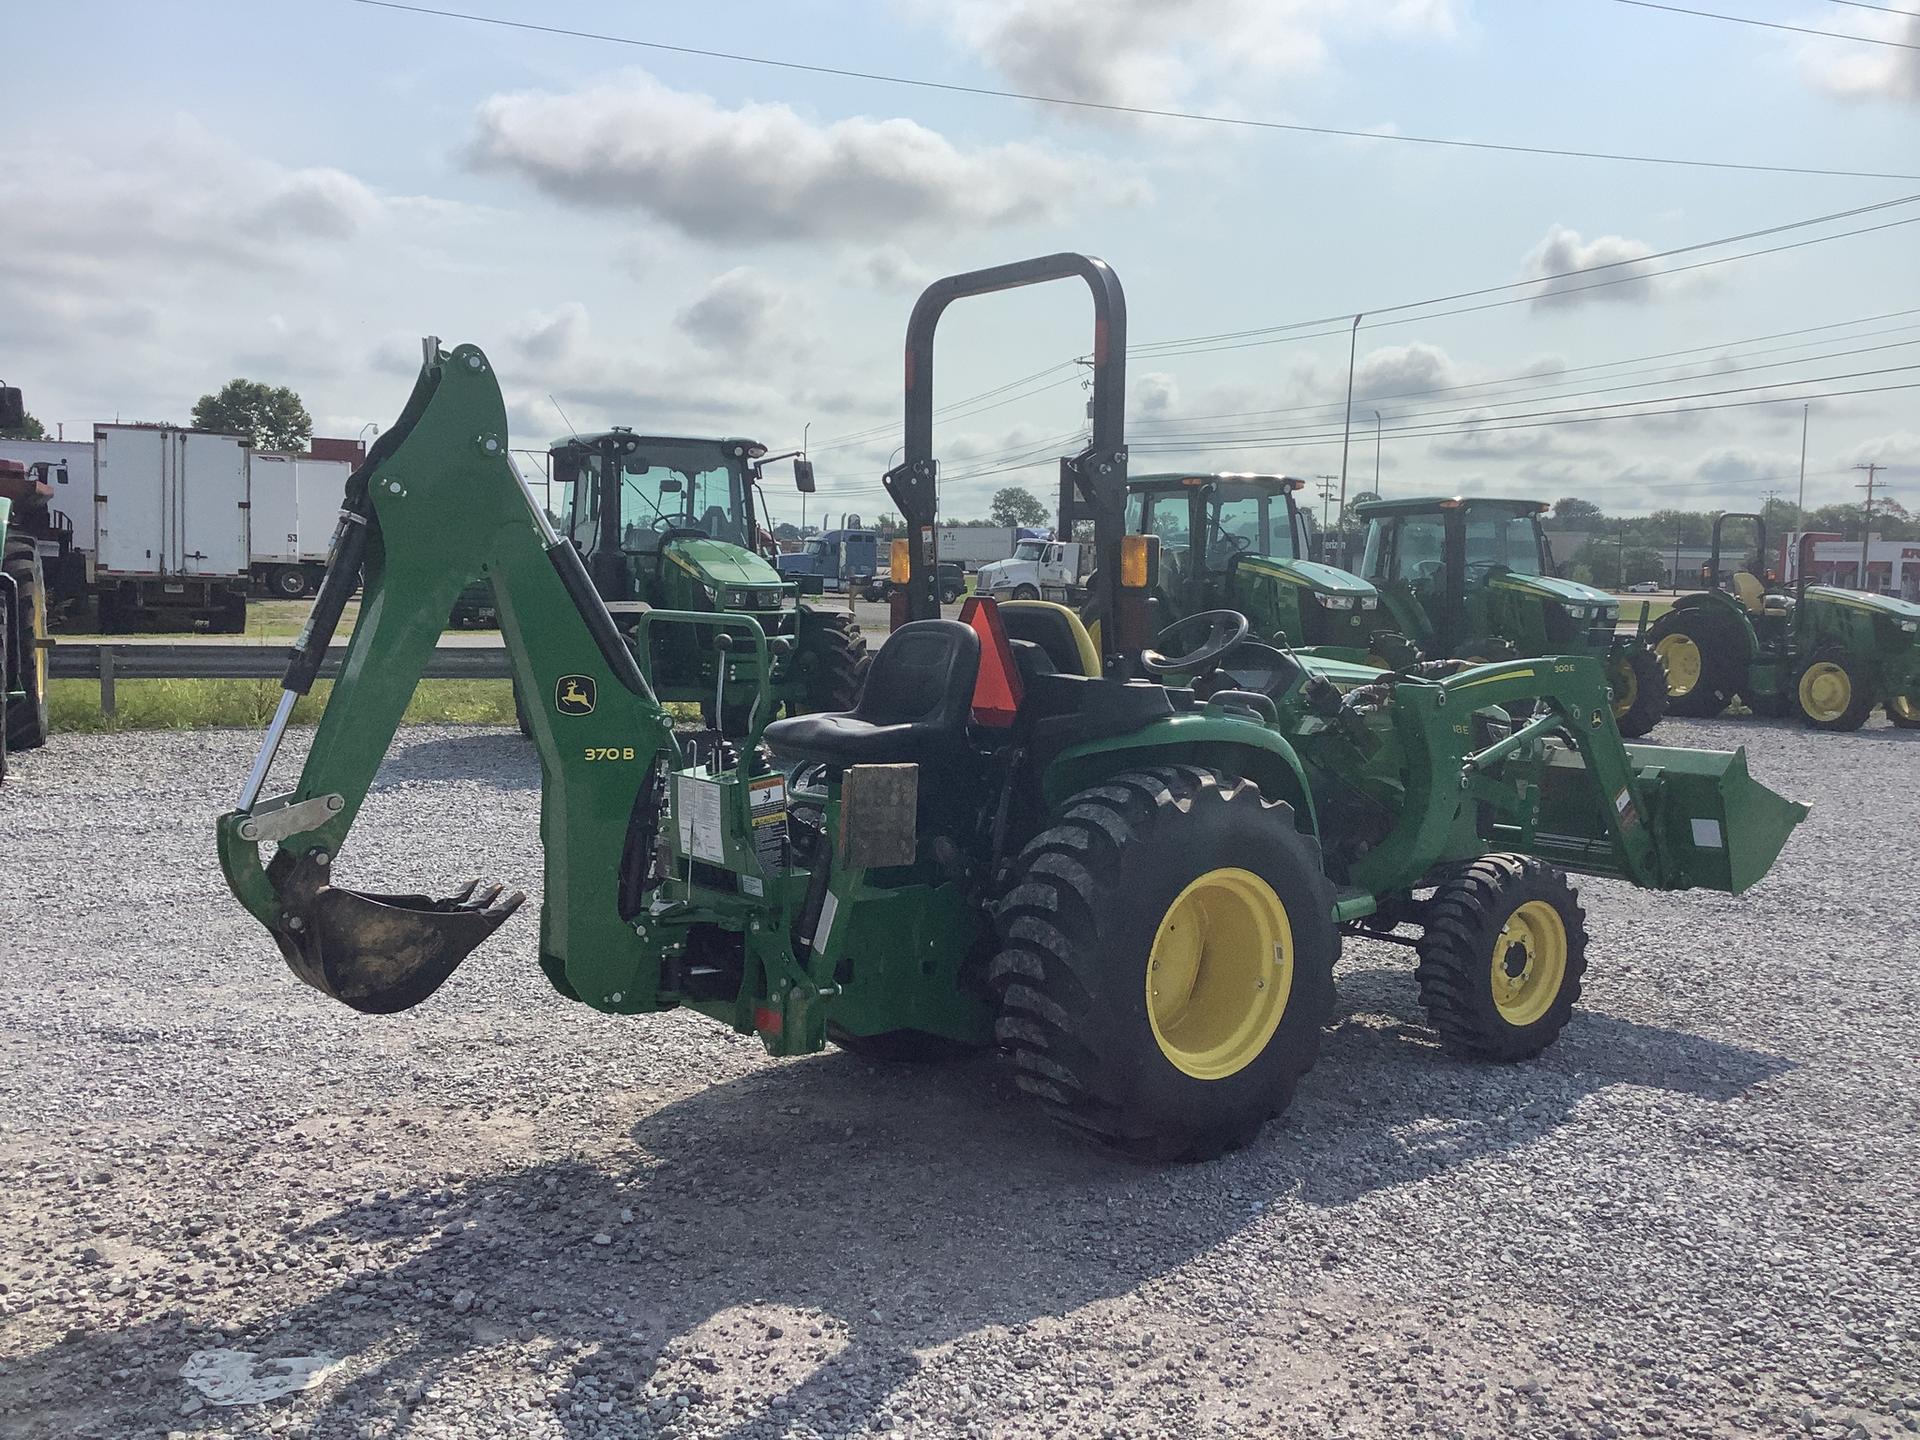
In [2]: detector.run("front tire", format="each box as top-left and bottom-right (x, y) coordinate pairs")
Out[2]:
(990, 766), (1337, 1161)
(1607, 644), (1667, 738)
(1794, 645), (1875, 731)
(1012, 584), (1040, 602)
(1888, 694), (1920, 729)
(1415, 857), (1588, 1062)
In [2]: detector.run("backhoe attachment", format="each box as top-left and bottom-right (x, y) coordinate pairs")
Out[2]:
(217, 339), (675, 1014)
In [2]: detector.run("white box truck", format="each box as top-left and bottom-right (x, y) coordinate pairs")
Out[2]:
(935, 525), (1037, 572)
(92, 424), (251, 631)
(247, 451), (352, 597)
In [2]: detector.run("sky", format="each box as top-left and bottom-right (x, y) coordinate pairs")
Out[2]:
(5, 0), (1918, 532)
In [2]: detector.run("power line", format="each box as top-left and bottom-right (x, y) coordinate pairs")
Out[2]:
(1819, 0), (1918, 15)
(1607, 0), (1920, 48)
(347, 0), (1920, 181)
(1134, 194), (1920, 354)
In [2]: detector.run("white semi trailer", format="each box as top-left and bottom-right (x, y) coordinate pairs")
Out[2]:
(247, 451), (352, 597)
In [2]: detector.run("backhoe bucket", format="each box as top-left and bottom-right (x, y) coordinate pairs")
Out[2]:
(268, 851), (524, 1015)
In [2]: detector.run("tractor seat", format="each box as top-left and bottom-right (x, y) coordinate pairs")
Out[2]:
(763, 620), (980, 768)
(1731, 572), (1768, 614)
(1000, 600), (1100, 677)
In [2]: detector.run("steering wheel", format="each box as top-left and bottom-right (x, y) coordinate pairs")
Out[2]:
(1141, 609), (1251, 676)
(649, 515), (709, 541)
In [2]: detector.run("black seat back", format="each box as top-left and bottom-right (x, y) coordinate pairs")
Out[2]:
(856, 620), (980, 728)
(1000, 603), (1092, 676)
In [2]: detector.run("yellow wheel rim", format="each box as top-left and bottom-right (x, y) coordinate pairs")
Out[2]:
(1655, 634), (1701, 697)
(1609, 657), (1637, 717)
(1798, 661), (1851, 722)
(1489, 900), (1568, 1028)
(30, 577), (47, 700)
(1893, 694), (1919, 723)
(1146, 867), (1294, 1081)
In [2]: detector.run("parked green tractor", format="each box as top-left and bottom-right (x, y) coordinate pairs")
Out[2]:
(1120, 473), (1395, 660)
(1, 386), (56, 786)
(1647, 512), (1920, 730)
(216, 257), (1807, 1161)
(548, 428), (866, 728)
(1353, 496), (1669, 737)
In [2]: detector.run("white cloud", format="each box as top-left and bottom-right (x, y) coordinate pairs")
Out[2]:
(513, 302), (592, 365)
(1517, 225), (1703, 311)
(672, 269), (793, 356)
(932, 0), (1460, 117)
(1796, 9), (1920, 104)
(468, 72), (1144, 241)
(851, 245), (933, 294)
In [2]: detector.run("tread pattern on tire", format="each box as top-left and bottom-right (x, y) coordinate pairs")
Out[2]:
(798, 608), (870, 714)
(3, 536), (51, 751)
(1414, 855), (1589, 1063)
(1611, 644), (1668, 738)
(1647, 606), (1743, 718)
(988, 765), (1335, 1160)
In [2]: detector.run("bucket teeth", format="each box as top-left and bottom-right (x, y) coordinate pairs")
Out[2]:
(268, 852), (524, 1014)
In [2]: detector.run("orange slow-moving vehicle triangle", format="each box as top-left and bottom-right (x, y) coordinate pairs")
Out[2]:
(958, 595), (1024, 727)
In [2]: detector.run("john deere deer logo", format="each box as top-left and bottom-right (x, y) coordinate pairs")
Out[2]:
(555, 675), (596, 715)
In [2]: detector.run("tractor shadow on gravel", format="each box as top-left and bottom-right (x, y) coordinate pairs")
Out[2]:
(368, 731), (540, 792)
(0, 978), (1792, 1440)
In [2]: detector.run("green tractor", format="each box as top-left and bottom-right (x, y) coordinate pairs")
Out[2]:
(548, 428), (866, 727)
(216, 256), (1807, 1161)
(1353, 496), (1669, 737)
(1647, 512), (1920, 730)
(0, 385), (57, 786)
(1120, 472), (1393, 660)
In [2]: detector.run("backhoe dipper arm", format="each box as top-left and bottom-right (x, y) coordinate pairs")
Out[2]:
(216, 342), (676, 1015)
(885, 254), (1128, 645)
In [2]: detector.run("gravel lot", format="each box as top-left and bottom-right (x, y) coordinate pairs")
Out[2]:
(2, 717), (1916, 1440)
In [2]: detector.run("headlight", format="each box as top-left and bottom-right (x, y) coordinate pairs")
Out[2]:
(1903, 620), (1918, 633)
(1320, 594), (1357, 611)
(1359, 595), (1378, 610)
(701, 583), (719, 603)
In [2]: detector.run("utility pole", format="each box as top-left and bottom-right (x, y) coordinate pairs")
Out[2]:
(800, 422), (811, 537)
(1855, 462), (1883, 593)
(1616, 524), (1625, 589)
(1316, 474), (1338, 535)
(1337, 313), (1363, 545)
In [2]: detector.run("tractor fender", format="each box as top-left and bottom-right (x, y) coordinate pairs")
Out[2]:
(1043, 715), (1319, 840)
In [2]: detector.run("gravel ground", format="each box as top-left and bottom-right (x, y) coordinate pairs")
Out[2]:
(1, 717), (1916, 1440)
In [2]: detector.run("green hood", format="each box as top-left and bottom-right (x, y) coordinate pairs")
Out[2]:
(1237, 556), (1378, 599)
(662, 538), (785, 589)
(1491, 571), (1616, 607)
(1806, 585), (1920, 623)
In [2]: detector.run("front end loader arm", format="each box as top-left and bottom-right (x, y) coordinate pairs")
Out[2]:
(216, 341), (677, 1014)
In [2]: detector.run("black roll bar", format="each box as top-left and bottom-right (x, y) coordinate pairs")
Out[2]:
(883, 254), (1129, 666)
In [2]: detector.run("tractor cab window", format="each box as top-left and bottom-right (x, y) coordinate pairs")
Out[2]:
(1208, 490), (1267, 566)
(1291, 503), (1316, 562)
(1464, 510), (1545, 579)
(613, 453), (750, 554)
(1368, 515), (1447, 587)
(1129, 490), (1194, 589)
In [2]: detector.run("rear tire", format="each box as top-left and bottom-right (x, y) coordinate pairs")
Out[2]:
(3, 537), (52, 751)
(990, 766), (1337, 1161)
(1607, 644), (1667, 738)
(796, 606), (869, 714)
(1647, 606), (1742, 718)
(1793, 645), (1875, 732)
(1415, 856), (1588, 1062)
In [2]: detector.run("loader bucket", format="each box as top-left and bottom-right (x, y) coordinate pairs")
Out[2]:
(1626, 743), (1809, 894)
(1530, 742), (1808, 894)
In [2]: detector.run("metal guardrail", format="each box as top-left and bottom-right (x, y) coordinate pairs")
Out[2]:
(49, 643), (510, 716)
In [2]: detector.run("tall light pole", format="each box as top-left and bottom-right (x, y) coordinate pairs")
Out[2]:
(1795, 403), (1809, 529)
(1371, 409), (1383, 499)
(1336, 313), (1363, 542)
(1316, 474), (1338, 534)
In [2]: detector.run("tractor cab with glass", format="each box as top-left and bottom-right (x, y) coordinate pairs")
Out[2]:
(550, 429), (865, 723)
(1356, 496), (1669, 737)
(1121, 473), (1386, 656)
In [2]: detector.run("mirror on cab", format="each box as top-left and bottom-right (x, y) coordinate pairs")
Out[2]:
(0, 386), (23, 429)
(794, 458), (816, 494)
(657, 475), (682, 493)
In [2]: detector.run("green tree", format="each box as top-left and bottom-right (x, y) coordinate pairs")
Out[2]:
(0, 410), (46, 440)
(988, 485), (1050, 529)
(191, 378), (312, 451)
(1553, 496), (1604, 528)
